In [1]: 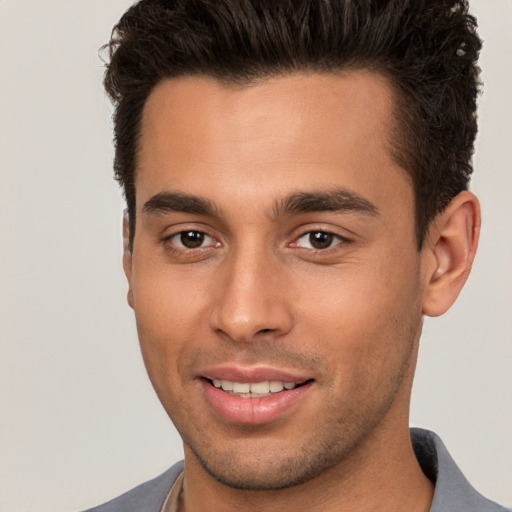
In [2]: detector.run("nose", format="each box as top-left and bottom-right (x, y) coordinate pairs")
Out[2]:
(209, 246), (294, 343)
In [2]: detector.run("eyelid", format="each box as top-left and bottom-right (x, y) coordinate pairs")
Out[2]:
(296, 231), (343, 248)
(292, 233), (344, 253)
(169, 231), (214, 248)
(289, 225), (352, 247)
(162, 225), (222, 250)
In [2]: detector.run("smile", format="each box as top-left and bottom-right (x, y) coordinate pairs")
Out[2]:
(211, 379), (300, 397)
(201, 375), (314, 424)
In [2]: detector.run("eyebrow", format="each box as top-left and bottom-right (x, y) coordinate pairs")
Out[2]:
(142, 188), (379, 220)
(143, 192), (220, 216)
(272, 189), (379, 219)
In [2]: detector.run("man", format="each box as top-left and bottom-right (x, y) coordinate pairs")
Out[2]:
(87, 1), (508, 511)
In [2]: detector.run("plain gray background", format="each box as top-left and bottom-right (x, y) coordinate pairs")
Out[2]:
(1, 1), (510, 511)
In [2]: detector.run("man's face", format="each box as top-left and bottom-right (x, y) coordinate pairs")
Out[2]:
(127, 71), (427, 489)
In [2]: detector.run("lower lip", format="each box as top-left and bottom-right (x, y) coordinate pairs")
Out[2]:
(200, 380), (313, 425)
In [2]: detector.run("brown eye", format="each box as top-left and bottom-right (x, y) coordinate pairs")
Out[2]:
(295, 231), (342, 250)
(179, 231), (205, 248)
(165, 229), (220, 255)
(309, 232), (334, 249)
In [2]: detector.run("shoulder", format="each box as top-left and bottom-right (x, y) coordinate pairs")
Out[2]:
(81, 461), (184, 512)
(411, 428), (510, 512)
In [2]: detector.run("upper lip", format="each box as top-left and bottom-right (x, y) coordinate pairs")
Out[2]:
(199, 365), (313, 384)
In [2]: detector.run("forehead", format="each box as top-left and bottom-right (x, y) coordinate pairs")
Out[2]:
(137, 71), (411, 218)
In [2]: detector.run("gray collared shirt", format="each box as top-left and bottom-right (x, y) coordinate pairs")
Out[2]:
(411, 428), (509, 511)
(83, 428), (509, 512)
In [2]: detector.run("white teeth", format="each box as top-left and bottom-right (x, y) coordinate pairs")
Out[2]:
(220, 380), (233, 391)
(212, 379), (300, 395)
(250, 381), (270, 394)
(269, 381), (284, 392)
(232, 382), (250, 393)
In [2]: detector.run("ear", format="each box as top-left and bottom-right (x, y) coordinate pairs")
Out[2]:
(122, 211), (135, 309)
(421, 191), (481, 317)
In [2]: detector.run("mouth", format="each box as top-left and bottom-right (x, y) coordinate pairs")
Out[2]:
(199, 370), (315, 424)
(206, 378), (312, 398)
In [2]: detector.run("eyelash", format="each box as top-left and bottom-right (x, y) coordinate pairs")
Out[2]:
(292, 230), (348, 251)
(163, 230), (220, 252)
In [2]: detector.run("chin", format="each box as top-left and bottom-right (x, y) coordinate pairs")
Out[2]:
(185, 435), (354, 491)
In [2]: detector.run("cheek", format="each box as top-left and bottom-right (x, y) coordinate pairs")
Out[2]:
(132, 256), (212, 332)
(296, 252), (423, 380)
(130, 270), (210, 391)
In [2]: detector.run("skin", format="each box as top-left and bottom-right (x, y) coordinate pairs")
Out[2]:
(124, 71), (480, 512)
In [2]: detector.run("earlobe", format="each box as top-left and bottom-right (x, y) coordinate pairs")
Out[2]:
(122, 212), (135, 309)
(422, 191), (480, 317)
